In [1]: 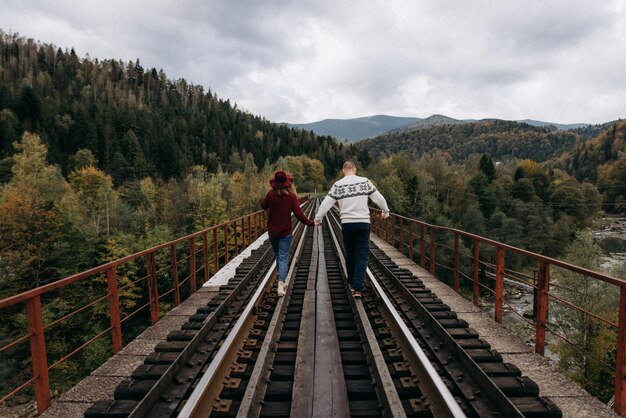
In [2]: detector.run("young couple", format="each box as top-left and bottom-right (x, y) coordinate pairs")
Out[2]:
(261, 161), (390, 297)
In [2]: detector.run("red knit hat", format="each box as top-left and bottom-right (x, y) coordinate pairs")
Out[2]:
(270, 170), (293, 189)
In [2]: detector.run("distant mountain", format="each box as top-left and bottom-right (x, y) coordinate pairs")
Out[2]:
(288, 115), (420, 142)
(289, 114), (589, 143)
(517, 119), (590, 130)
(395, 115), (588, 134)
(390, 114), (475, 133)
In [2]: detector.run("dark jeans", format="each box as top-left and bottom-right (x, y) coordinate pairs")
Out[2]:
(269, 235), (292, 282)
(342, 222), (370, 291)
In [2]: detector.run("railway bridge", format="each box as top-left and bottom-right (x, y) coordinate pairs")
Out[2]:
(1, 198), (623, 417)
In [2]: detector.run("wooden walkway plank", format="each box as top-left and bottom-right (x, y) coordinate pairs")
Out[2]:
(291, 228), (319, 417)
(312, 226), (350, 417)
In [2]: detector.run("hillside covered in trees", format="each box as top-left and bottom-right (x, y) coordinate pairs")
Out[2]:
(0, 32), (363, 184)
(557, 119), (626, 212)
(358, 116), (626, 214)
(357, 119), (583, 163)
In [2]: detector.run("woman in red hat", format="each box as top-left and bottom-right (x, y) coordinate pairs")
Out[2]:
(261, 170), (315, 296)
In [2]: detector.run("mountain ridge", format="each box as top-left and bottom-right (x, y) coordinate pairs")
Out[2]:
(287, 115), (420, 142)
(288, 114), (590, 142)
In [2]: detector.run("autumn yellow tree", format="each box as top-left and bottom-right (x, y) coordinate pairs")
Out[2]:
(184, 166), (228, 230)
(69, 166), (118, 241)
(0, 133), (69, 293)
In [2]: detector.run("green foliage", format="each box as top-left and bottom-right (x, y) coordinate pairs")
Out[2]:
(478, 154), (496, 181)
(551, 232), (619, 402)
(358, 119), (582, 163)
(69, 148), (97, 171)
(378, 174), (409, 214)
(0, 33), (355, 181)
(0, 133), (71, 294)
(363, 151), (601, 259)
(278, 155), (326, 192)
(560, 120), (626, 213)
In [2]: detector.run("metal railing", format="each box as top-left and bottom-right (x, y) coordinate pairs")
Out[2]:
(370, 208), (626, 417)
(0, 200), (305, 414)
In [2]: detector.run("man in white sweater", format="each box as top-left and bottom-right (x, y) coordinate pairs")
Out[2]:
(314, 161), (390, 297)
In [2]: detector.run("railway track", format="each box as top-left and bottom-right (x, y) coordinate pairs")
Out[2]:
(85, 198), (562, 418)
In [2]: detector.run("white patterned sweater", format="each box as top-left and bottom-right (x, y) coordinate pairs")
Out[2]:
(314, 175), (390, 224)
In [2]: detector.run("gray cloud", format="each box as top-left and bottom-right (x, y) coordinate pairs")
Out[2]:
(1, 0), (625, 124)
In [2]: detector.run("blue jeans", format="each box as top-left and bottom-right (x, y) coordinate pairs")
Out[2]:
(269, 235), (292, 282)
(342, 223), (370, 291)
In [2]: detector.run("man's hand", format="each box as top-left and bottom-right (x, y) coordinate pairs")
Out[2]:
(381, 212), (390, 220)
(314, 219), (322, 226)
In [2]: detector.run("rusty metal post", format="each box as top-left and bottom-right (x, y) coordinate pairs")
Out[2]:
(371, 210), (375, 233)
(420, 224), (426, 268)
(213, 228), (219, 274)
(453, 233), (460, 293)
(494, 246), (505, 323)
(247, 215), (251, 246)
(106, 267), (123, 352)
(535, 261), (550, 355)
(391, 216), (396, 247)
(240, 218), (244, 249)
(615, 286), (626, 416)
(189, 238), (197, 293)
(258, 212), (262, 236)
(203, 232), (209, 284)
(385, 218), (390, 242)
(429, 228), (436, 275)
(408, 220), (413, 260)
(399, 217), (404, 254)
(26, 296), (51, 414)
(146, 253), (159, 324)
(473, 239), (480, 306)
(241, 217), (246, 248)
(223, 224), (229, 264)
(171, 245), (180, 306)
(234, 220), (239, 256)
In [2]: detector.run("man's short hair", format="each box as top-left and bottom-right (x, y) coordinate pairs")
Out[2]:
(343, 161), (356, 170)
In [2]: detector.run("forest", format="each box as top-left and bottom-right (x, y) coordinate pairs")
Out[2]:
(0, 31), (624, 408)
(357, 119), (583, 162)
(0, 31), (364, 183)
(556, 120), (626, 212)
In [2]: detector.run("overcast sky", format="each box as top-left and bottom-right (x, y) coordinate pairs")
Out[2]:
(2, 1), (626, 124)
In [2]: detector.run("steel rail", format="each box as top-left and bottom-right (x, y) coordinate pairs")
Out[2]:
(325, 209), (407, 418)
(178, 200), (315, 418)
(236, 200), (318, 417)
(326, 208), (465, 417)
(369, 252), (525, 418)
(126, 241), (276, 418)
(366, 268), (467, 417)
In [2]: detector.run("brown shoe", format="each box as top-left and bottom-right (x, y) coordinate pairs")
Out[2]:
(352, 290), (362, 298)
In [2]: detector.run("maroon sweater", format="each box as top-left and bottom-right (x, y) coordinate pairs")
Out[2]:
(260, 191), (314, 237)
